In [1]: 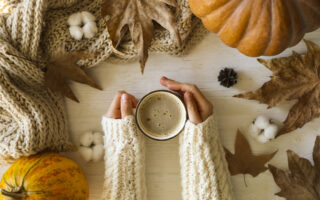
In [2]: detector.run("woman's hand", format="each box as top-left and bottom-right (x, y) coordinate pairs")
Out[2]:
(160, 76), (213, 124)
(105, 91), (137, 119)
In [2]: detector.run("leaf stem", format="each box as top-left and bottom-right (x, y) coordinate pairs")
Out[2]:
(243, 174), (248, 187)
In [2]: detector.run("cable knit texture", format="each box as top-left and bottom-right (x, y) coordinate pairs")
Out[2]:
(0, 0), (207, 164)
(180, 115), (234, 200)
(102, 115), (234, 200)
(0, 0), (74, 164)
(102, 116), (147, 200)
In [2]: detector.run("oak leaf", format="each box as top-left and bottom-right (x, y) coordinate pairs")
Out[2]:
(101, 0), (181, 73)
(269, 136), (320, 200)
(224, 130), (277, 177)
(45, 47), (101, 103)
(234, 40), (320, 136)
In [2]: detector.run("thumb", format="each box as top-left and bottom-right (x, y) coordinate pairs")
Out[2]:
(121, 93), (133, 118)
(184, 92), (202, 125)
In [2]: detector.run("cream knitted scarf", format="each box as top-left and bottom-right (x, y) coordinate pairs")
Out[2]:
(0, 0), (207, 164)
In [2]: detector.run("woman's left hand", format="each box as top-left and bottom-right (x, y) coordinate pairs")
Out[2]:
(105, 91), (138, 119)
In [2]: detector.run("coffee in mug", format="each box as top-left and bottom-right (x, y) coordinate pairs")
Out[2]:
(136, 90), (187, 140)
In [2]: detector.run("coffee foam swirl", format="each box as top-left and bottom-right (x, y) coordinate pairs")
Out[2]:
(136, 91), (187, 140)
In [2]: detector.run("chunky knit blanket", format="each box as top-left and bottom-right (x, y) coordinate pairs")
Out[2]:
(0, 0), (207, 164)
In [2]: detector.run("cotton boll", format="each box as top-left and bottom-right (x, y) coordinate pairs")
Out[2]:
(254, 115), (270, 129)
(81, 11), (96, 24)
(264, 124), (278, 139)
(248, 123), (260, 138)
(80, 131), (93, 147)
(83, 21), (98, 38)
(257, 134), (269, 143)
(79, 146), (93, 162)
(69, 26), (83, 40)
(68, 12), (82, 26)
(92, 145), (104, 162)
(93, 132), (103, 145)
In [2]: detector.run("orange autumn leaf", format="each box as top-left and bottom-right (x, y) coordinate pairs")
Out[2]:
(45, 47), (101, 102)
(235, 40), (320, 136)
(224, 130), (277, 177)
(101, 0), (181, 73)
(269, 136), (320, 200)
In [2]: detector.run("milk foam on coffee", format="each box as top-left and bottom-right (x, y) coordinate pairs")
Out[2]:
(137, 91), (186, 139)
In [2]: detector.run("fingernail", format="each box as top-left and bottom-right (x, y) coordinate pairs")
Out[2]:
(121, 94), (130, 102)
(185, 92), (192, 100)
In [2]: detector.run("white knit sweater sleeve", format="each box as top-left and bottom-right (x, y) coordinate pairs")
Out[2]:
(101, 115), (147, 200)
(179, 115), (234, 200)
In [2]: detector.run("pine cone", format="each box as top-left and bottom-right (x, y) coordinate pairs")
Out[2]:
(218, 68), (238, 88)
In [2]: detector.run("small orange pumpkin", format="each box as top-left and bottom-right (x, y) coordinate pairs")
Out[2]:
(0, 153), (89, 200)
(189, 0), (320, 56)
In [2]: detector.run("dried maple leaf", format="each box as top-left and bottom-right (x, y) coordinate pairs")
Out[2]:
(234, 40), (320, 136)
(224, 130), (277, 177)
(101, 0), (181, 73)
(45, 47), (101, 103)
(269, 136), (320, 200)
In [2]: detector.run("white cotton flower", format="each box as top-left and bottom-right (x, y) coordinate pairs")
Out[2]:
(249, 115), (279, 143)
(81, 11), (96, 24)
(68, 12), (82, 26)
(79, 131), (104, 162)
(254, 115), (270, 129)
(68, 11), (97, 40)
(248, 123), (260, 138)
(264, 124), (278, 139)
(79, 146), (93, 162)
(83, 21), (98, 39)
(92, 144), (104, 162)
(69, 26), (83, 40)
(79, 131), (93, 147)
(93, 132), (103, 145)
(257, 134), (269, 144)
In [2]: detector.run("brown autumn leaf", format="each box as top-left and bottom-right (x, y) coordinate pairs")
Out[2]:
(101, 0), (181, 73)
(269, 136), (320, 200)
(45, 47), (101, 103)
(224, 130), (277, 177)
(234, 40), (320, 136)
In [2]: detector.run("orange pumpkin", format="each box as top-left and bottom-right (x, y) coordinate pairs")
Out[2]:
(189, 0), (320, 56)
(0, 153), (89, 200)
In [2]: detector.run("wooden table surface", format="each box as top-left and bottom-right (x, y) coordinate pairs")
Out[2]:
(1, 30), (320, 200)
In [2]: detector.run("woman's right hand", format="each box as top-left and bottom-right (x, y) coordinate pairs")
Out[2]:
(160, 76), (213, 125)
(105, 91), (137, 119)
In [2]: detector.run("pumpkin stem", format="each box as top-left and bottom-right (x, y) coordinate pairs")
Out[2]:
(0, 189), (27, 200)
